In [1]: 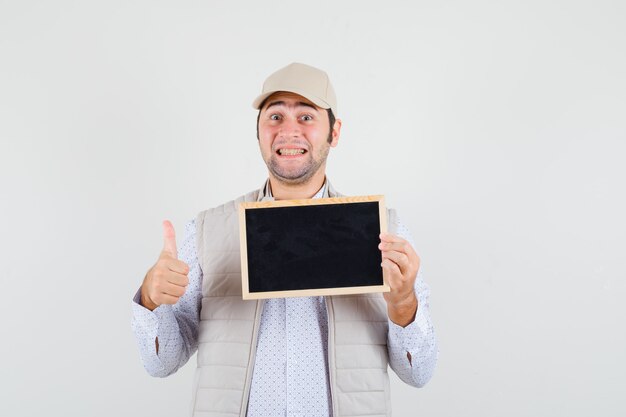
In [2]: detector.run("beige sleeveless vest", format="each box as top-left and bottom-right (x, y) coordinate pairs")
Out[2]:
(191, 181), (398, 417)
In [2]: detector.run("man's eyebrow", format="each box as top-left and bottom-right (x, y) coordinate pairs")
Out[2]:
(297, 101), (317, 110)
(264, 100), (318, 111)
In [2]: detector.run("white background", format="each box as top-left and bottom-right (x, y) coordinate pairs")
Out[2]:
(1, 1), (625, 416)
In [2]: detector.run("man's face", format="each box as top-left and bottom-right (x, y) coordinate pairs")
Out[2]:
(258, 91), (340, 185)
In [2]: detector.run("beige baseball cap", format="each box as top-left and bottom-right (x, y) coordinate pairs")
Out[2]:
(252, 62), (338, 115)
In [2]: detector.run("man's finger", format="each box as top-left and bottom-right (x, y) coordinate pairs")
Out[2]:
(162, 282), (187, 298)
(165, 259), (190, 275)
(379, 232), (406, 243)
(381, 250), (411, 275)
(379, 241), (412, 255)
(382, 259), (407, 293)
(379, 236), (415, 255)
(165, 270), (190, 287)
(162, 220), (178, 259)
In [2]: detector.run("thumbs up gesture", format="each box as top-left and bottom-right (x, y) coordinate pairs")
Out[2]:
(140, 220), (190, 311)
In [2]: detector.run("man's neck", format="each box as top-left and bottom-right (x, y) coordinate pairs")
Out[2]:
(268, 173), (326, 200)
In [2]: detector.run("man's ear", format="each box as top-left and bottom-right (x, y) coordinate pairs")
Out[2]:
(330, 119), (342, 147)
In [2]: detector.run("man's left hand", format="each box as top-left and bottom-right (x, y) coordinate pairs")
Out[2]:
(379, 233), (420, 327)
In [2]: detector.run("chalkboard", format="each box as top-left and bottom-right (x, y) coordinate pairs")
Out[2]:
(238, 196), (389, 299)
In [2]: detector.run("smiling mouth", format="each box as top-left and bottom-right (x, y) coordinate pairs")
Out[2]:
(277, 148), (307, 156)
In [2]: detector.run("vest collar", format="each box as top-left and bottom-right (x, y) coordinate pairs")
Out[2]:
(256, 177), (339, 202)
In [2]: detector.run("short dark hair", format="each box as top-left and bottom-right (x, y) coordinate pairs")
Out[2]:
(256, 107), (336, 144)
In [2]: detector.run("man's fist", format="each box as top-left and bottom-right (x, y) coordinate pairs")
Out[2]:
(140, 220), (190, 311)
(379, 232), (420, 327)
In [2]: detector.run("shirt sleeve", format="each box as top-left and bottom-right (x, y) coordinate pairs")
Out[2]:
(130, 219), (203, 377)
(386, 216), (439, 387)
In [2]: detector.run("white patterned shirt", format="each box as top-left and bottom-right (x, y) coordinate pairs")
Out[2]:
(131, 182), (438, 417)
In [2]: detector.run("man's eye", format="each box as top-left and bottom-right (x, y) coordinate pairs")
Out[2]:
(270, 114), (281, 121)
(301, 115), (313, 121)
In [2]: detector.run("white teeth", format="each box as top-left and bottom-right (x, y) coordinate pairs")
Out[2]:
(278, 149), (305, 155)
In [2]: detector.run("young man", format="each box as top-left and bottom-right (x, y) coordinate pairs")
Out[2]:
(132, 62), (438, 417)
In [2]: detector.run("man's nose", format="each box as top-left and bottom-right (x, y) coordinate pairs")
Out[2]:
(278, 117), (301, 138)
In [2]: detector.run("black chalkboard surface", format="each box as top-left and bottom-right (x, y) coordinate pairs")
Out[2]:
(238, 196), (389, 299)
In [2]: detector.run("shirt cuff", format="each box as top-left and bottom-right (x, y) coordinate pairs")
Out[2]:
(131, 288), (170, 374)
(387, 303), (430, 352)
(131, 288), (159, 329)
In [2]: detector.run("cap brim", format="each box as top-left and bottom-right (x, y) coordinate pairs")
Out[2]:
(252, 88), (331, 111)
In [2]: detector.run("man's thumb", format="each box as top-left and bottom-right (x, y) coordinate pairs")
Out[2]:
(162, 220), (178, 259)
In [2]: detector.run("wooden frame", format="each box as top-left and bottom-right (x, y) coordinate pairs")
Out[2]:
(238, 195), (389, 300)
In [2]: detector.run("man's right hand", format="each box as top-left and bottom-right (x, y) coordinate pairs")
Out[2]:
(140, 220), (190, 311)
